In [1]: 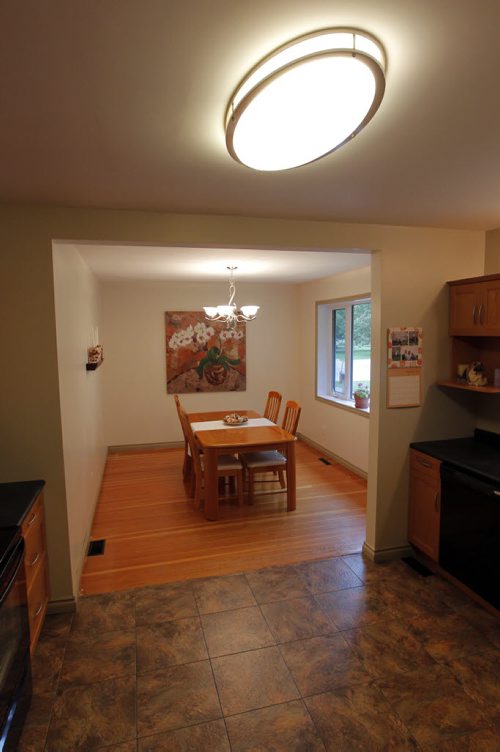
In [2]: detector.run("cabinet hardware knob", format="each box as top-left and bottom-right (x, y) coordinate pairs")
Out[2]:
(472, 304), (477, 323)
(34, 603), (43, 617)
(420, 460), (432, 468)
(27, 513), (37, 526)
(478, 303), (484, 323)
(29, 552), (40, 567)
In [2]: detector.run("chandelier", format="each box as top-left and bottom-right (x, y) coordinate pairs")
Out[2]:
(225, 28), (386, 171)
(203, 266), (259, 326)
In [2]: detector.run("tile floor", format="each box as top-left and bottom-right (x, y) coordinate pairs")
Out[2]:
(19, 554), (500, 751)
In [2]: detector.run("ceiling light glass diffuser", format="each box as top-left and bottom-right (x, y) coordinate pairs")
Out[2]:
(225, 28), (386, 171)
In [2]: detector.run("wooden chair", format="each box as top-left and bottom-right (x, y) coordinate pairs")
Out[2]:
(179, 407), (244, 509)
(263, 390), (282, 423)
(174, 394), (193, 482)
(241, 400), (301, 504)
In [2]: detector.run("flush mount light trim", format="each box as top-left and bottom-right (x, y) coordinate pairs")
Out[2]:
(225, 28), (386, 171)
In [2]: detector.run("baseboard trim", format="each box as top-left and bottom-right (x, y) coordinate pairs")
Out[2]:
(297, 433), (367, 480)
(108, 441), (183, 453)
(362, 541), (414, 562)
(47, 597), (76, 615)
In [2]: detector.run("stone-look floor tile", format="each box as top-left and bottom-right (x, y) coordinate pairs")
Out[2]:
(211, 645), (300, 716)
(31, 637), (66, 695)
(341, 554), (407, 584)
(407, 612), (495, 662)
(134, 582), (197, 625)
(295, 557), (362, 594)
(305, 683), (418, 751)
(425, 575), (474, 611)
(39, 612), (74, 641)
(280, 634), (372, 696)
(193, 573), (257, 614)
(447, 649), (500, 725)
(315, 585), (396, 630)
(201, 606), (274, 657)
(18, 691), (56, 752)
(453, 601), (500, 648)
(376, 576), (454, 620)
(225, 699), (326, 751)
(71, 591), (135, 634)
(60, 629), (136, 686)
(343, 618), (436, 678)
(136, 617), (207, 673)
(245, 565), (311, 604)
(45, 675), (136, 751)
(95, 743), (137, 752)
(136, 660), (221, 737)
(260, 596), (335, 643)
(137, 719), (230, 751)
(377, 664), (490, 747)
(419, 728), (500, 751)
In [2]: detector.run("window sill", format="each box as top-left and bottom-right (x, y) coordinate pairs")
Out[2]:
(316, 393), (370, 416)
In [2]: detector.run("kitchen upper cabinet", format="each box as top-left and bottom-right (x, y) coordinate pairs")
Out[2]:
(408, 449), (441, 562)
(449, 274), (500, 336)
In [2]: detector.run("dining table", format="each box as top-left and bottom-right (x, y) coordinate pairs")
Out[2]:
(187, 410), (297, 521)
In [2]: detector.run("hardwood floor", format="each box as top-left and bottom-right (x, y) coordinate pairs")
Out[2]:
(79, 441), (367, 595)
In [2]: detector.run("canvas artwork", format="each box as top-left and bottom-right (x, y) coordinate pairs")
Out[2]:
(165, 311), (246, 393)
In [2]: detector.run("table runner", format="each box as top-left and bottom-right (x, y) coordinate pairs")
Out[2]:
(191, 417), (275, 433)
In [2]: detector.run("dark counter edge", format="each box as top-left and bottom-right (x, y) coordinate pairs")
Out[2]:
(0, 480), (45, 527)
(411, 429), (500, 485)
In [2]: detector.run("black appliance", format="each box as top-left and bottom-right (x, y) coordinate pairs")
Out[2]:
(440, 465), (500, 610)
(0, 527), (32, 752)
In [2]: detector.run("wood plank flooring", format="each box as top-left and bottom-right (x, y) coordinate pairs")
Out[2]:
(79, 441), (367, 595)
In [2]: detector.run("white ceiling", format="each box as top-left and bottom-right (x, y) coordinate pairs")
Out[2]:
(3, 1), (500, 279)
(71, 244), (370, 282)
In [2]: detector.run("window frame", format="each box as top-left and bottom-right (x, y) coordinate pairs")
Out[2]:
(316, 294), (371, 408)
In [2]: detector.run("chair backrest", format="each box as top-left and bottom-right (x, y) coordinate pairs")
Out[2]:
(174, 394), (187, 440)
(179, 405), (203, 472)
(281, 400), (301, 436)
(263, 390), (282, 423)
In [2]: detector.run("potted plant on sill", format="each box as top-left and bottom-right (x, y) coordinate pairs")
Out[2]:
(353, 383), (370, 409)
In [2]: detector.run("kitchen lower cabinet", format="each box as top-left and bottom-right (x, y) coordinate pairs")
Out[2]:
(408, 449), (441, 562)
(21, 490), (49, 653)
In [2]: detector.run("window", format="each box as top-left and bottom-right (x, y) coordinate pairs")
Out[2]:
(316, 297), (371, 405)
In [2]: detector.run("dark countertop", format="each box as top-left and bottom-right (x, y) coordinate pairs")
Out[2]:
(411, 429), (500, 485)
(0, 479), (45, 527)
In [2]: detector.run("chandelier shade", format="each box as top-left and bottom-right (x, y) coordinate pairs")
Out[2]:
(225, 28), (386, 171)
(204, 267), (259, 327)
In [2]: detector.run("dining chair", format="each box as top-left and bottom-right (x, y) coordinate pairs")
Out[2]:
(174, 394), (192, 482)
(241, 400), (301, 504)
(179, 408), (245, 509)
(263, 390), (282, 423)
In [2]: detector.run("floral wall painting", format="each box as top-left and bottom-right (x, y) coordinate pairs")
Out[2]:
(165, 311), (246, 393)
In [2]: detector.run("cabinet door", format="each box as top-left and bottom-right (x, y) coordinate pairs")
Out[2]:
(408, 451), (440, 561)
(480, 279), (500, 334)
(449, 283), (480, 335)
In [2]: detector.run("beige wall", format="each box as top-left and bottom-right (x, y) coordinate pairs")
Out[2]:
(0, 205), (487, 601)
(53, 244), (107, 596)
(297, 265), (371, 474)
(100, 279), (300, 446)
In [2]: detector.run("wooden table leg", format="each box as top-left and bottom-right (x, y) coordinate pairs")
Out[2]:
(286, 440), (296, 512)
(203, 448), (219, 521)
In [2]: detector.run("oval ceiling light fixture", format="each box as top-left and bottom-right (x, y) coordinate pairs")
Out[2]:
(225, 28), (386, 171)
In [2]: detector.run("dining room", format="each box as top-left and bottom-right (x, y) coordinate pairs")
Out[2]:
(52, 241), (372, 599)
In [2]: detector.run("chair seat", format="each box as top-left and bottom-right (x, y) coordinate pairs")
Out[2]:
(201, 455), (243, 471)
(241, 450), (286, 468)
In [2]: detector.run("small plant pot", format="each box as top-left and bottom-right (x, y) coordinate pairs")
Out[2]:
(354, 396), (369, 409)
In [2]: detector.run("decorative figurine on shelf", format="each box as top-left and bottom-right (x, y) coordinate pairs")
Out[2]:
(466, 361), (488, 387)
(88, 344), (103, 364)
